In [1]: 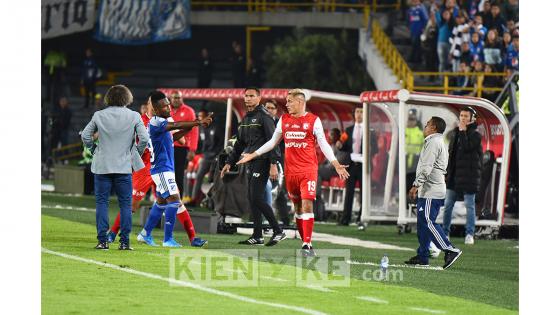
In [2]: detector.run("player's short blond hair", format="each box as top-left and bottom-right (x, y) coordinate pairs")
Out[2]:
(287, 88), (308, 101)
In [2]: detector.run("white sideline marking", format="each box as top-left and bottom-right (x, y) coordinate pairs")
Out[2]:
(346, 260), (444, 271)
(356, 296), (389, 304)
(41, 205), (95, 212)
(237, 228), (414, 252)
(41, 184), (55, 192)
(408, 307), (446, 314)
(42, 247), (327, 315)
(305, 285), (335, 293)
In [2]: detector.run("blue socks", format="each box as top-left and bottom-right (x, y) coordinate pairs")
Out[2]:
(143, 203), (166, 236)
(164, 202), (181, 242)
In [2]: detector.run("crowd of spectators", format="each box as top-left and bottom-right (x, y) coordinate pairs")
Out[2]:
(407, 0), (519, 100)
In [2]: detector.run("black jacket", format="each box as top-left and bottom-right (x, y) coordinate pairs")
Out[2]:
(199, 122), (223, 160)
(226, 105), (280, 165)
(446, 123), (483, 193)
(340, 124), (378, 164)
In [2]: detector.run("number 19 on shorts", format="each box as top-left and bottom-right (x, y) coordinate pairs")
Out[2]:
(307, 180), (316, 192)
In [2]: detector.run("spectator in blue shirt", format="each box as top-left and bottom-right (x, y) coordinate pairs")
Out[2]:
(436, 9), (453, 72)
(505, 35), (519, 70)
(408, 0), (429, 63)
(469, 32), (484, 63)
(502, 32), (512, 53)
(470, 13), (487, 41)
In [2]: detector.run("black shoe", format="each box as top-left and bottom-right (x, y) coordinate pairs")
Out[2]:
(357, 222), (366, 231)
(301, 244), (315, 257)
(238, 237), (264, 246)
(118, 242), (133, 250)
(404, 255), (429, 266)
(443, 249), (462, 269)
(95, 242), (109, 250)
(265, 232), (287, 247)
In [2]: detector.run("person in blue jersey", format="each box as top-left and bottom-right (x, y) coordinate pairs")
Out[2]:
(137, 91), (213, 247)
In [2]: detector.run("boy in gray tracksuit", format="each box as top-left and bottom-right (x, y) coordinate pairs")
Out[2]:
(405, 116), (462, 269)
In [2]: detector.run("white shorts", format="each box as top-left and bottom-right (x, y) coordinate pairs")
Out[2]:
(151, 171), (179, 199)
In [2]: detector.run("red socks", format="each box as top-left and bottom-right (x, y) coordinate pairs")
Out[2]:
(111, 212), (121, 234)
(177, 207), (196, 242)
(296, 212), (314, 244)
(300, 213), (315, 244)
(295, 214), (304, 240)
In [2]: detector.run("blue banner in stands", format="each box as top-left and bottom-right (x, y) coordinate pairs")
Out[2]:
(94, 0), (191, 45)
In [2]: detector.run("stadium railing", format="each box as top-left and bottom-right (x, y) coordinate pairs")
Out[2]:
(371, 20), (508, 97)
(191, 0), (400, 25)
(51, 143), (83, 162)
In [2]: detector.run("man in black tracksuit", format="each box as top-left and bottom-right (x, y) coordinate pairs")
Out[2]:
(220, 88), (286, 246)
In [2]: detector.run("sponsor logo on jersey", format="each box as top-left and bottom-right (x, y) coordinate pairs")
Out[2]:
(303, 123), (309, 130)
(285, 142), (309, 149)
(285, 131), (306, 139)
(252, 172), (261, 178)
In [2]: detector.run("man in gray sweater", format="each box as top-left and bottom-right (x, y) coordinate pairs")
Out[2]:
(82, 85), (149, 250)
(405, 116), (462, 269)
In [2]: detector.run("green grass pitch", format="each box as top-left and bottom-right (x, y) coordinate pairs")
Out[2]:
(42, 192), (518, 314)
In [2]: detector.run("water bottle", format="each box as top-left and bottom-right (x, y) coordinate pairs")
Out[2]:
(380, 254), (389, 281)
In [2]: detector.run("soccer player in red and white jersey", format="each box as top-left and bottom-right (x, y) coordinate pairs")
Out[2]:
(237, 89), (349, 256)
(107, 93), (207, 247)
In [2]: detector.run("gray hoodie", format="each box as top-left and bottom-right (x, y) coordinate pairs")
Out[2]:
(413, 133), (448, 199)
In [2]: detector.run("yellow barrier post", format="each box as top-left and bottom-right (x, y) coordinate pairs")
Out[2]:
(477, 74), (483, 98)
(443, 75), (449, 95)
(245, 26), (271, 72)
(363, 4), (370, 28)
(407, 72), (414, 91)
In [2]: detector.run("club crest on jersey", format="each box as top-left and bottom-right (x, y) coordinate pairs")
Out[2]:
(285, 131), (306, 139)
(303, 123), (309, 130)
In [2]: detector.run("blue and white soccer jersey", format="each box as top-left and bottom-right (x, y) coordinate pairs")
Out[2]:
(148, 116), (177, 198)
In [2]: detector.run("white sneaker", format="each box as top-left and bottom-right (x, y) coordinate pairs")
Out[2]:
(429, 242), (441, 258)
(465, 234), (474, 245)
